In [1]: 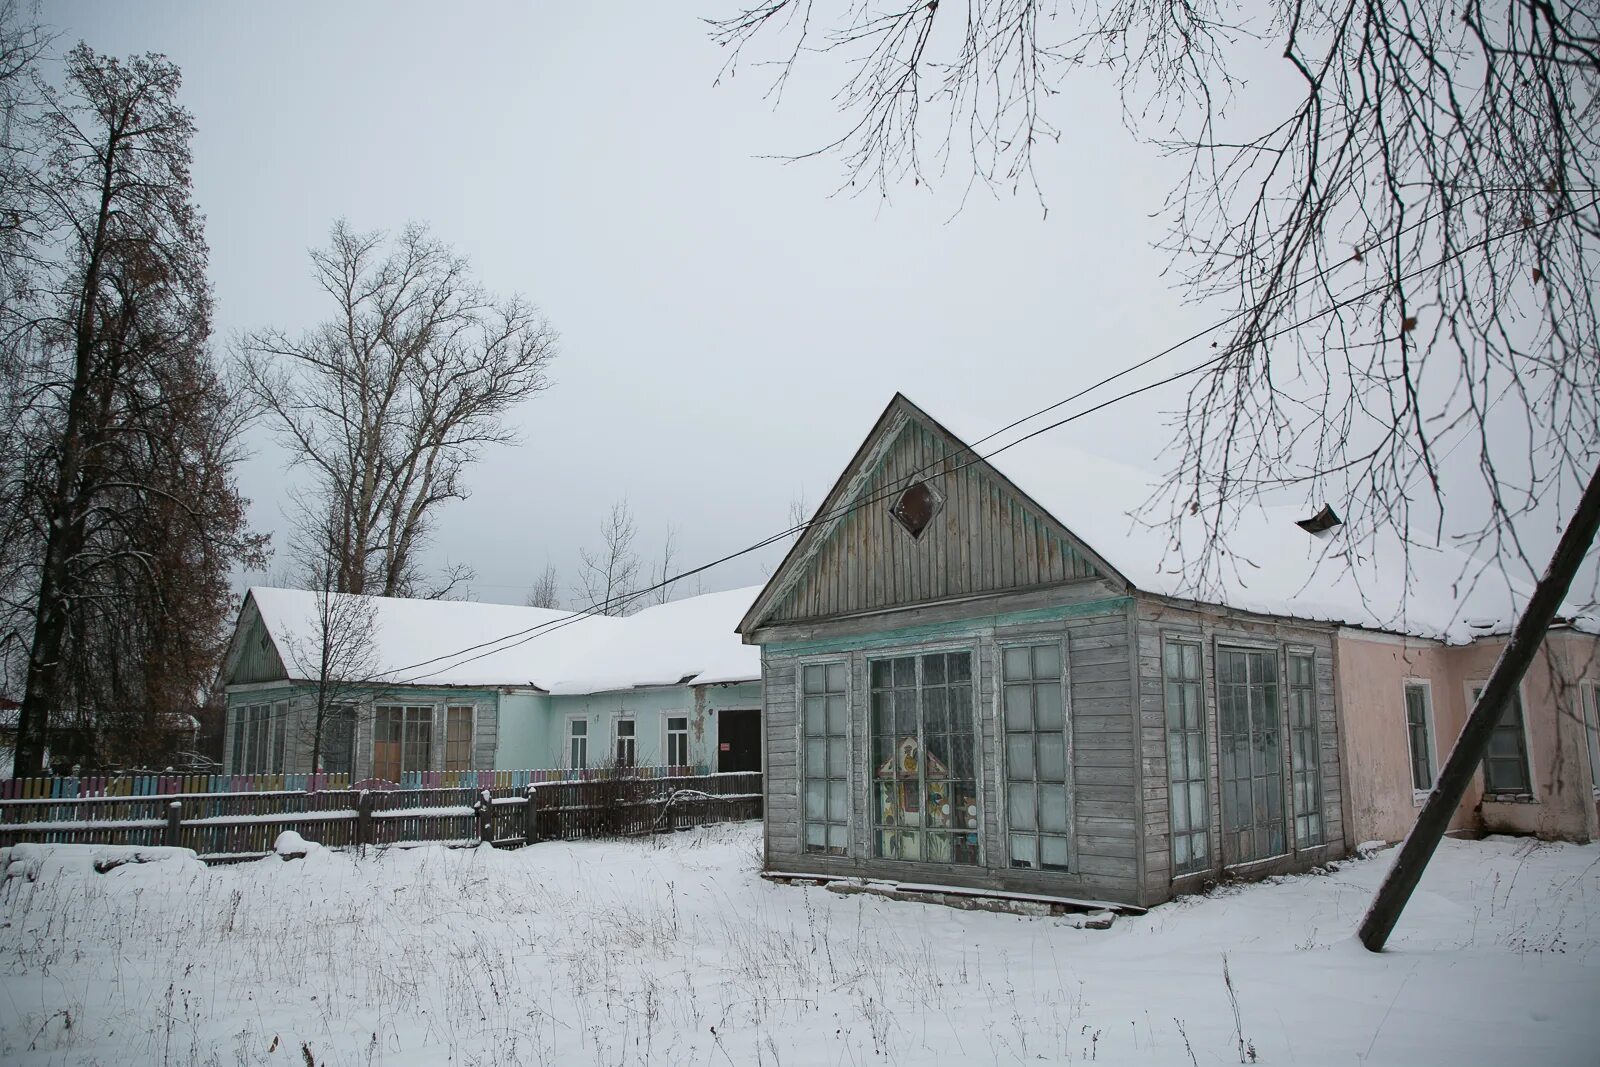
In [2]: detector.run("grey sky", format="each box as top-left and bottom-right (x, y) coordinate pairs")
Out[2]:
(39, 2), (1580, 610)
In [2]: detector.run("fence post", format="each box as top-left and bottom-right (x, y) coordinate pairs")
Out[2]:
(476, 789), (493, 847)
(523, 784), (539, 845)
(355, 790), (374, 849)
(165, 800), (182, 848)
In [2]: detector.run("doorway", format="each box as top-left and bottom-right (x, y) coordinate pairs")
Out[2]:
(1216, 647), (1286, 865)
(717, 708), (762, 773)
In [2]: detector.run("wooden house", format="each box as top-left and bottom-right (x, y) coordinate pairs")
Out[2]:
(738, 394), (1352, 908)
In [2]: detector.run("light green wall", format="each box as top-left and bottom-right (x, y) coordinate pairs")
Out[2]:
(494, 691), (551, 768)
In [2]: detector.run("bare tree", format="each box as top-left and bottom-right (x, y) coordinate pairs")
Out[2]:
(280, 582), (380, 780)
(524, 562), (562, 609)
(0, 44), (266, 775)
(238, 220), (558, 599)
(647, 525), (679, 606)
(575, 500), (641, 616)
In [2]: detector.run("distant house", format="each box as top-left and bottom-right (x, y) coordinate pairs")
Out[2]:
(219, 586), (763, 782)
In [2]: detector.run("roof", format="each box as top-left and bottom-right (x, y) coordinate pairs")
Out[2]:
(244, 585), (762, 694)
(753, 393), (1592, 645)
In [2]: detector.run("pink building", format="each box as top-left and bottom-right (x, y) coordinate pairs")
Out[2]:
(1336, 623), (1600, 846)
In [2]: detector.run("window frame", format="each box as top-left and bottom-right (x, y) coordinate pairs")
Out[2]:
(566, 715), (589, 771)
(320, 702), (358, 777)
(1402, 678), (1438, 800)
(374, 704), (435, 782)
(444, 705), (475, 773)
(1467, 680), (1536, 799)
(867, 642), (984, 868)
(664, 713), (690, 768)
(614, 716), (637, 768)
(996, 635), (1073, 874)
(1286, 647), (1323, 850)
(1161, 635), (1210, 876)
(1214, 642), (1289, 867)
(797, 655), (852, 857)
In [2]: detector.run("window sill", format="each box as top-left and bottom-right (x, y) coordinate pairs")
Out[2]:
(1482, 793), (1538, 805)
(1412, 790), (1430, 808)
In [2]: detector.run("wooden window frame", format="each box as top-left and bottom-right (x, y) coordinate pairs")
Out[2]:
(798, 656), (851, 856)
(1162, 636), (1210, 876)
(1467, 680), (1535, 799)
(445, 705), (475, 773)
(374, 704), (434, 782)
(997, 636), (1073, 874)
(867, 646), (982, 867)
(1585, 682), (1600, 798)
(614, 717), (636, 769)
(1214, 643), (1289, 867)
(1286, 648), (1322, 850)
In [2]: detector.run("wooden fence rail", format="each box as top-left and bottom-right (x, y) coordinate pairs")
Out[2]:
(0, 771), (762, 860)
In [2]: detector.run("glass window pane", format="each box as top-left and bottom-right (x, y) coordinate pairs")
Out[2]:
(1003, 685), (1032, 731)
(1032, 644), (1061, 678)
(1009, 834), (1036, 868)
(826, 695), (846, 734)
(805, 821), (826, 847)
(947, 653), (971, 684)
(806, 738), (824, 775)
(828, 780), (847, 821)
(893, 657), (915, 687)
(1003, 646), (1031, 681)
(1036, 733), (1066, 782)
(803, 664), (825, 693)
(827, 738), (847, 778)
(1039, 785), (1068, 833)
(1006, 734), (1034, 779)
(1007, 784), (1037, 830)
(871, 659), (892, 689)
(923, 653), (946, 685)
(826, 662), (846, 692)
(1040, 835), (1070, 871)
(1183, 644), (1201, 678)
(804, 780), (825, 819)
(804, 696), (825, 736)
(1034, 683), (1064, 731)
(827, 823), (848, 849)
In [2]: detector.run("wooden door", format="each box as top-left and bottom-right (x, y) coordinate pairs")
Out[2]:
(717, 709), (762, 773)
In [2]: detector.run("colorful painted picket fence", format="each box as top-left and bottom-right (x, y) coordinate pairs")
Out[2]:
(0, 765), (705, 801)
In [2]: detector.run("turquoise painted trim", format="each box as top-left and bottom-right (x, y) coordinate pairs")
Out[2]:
(764, 597), (1132, 655)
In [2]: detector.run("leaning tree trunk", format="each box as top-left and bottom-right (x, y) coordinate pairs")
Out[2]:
(1359, 454), (1600, 951)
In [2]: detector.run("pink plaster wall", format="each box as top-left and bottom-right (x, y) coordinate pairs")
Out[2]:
(1335, 629), (1599, 845)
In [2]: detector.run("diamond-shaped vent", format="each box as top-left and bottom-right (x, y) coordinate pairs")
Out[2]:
(889, 481), (941, 540)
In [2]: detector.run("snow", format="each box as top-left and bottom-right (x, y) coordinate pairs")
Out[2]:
(1, 825), (1595, 1065)
(923, 399), (1593, 643)
(272, 830), (316, 857)
(248, 583), (761, 692)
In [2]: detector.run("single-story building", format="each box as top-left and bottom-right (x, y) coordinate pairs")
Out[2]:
(736, 393), (1598, 909)
(220, 586), (763, 782)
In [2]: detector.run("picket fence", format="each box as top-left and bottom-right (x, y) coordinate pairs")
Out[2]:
(0, 770), (761, 861)
(0, 764), (706, 801)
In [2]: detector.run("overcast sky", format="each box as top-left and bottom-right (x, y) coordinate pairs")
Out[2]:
(36, 2), (1585, 613)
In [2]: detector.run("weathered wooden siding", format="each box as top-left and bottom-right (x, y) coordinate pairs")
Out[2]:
(226, 607), (287, 685)
(761, 600), (1144, 904)
(766, 416), (1105, 624)
(1134, 598), (1346, 903)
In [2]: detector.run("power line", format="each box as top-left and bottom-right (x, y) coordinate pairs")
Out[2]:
(374, 197), (1594, 685)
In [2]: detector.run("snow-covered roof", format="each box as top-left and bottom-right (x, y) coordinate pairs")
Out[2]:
(921, 398), (1590, 645)
(245, 585), (762, 693)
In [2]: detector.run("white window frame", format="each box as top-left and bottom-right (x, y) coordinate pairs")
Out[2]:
(797, 655), (852, 856)
(996, 634), (1073, 874)
(566, 715), (589, 771)
(664, 712), (690, 768)
(614, 716), (637, 768)
(1402, 679), (1438, 803)
(867, 642), (984, 867)
(1467, 680), (1537, 799)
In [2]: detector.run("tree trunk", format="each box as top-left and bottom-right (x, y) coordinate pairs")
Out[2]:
(1358, 454), (1600, 951)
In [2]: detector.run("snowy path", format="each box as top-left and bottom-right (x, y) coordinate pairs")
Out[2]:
(1, 826), (1595, 1065)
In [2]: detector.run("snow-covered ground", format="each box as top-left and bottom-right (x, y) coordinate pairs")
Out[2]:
(1, 825), (1595, 1066)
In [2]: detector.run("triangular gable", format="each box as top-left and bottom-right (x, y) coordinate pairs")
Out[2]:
(740, 394), (1129, 634)
(219, 592), (290, 686)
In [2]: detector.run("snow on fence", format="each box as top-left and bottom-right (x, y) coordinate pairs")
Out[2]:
(0, 771), (762, 859)
(0, 764), (705, 801)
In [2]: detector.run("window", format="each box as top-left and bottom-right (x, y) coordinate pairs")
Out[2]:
(615, 718), (636, 768)
(1585, 684), (1600, 797)
(870, 651), (978, 865)
(1403, 681), (1436, 792)
(230, 702), (287, 774)
(1163, 640), (1209, 874)
(1472, 684), (1532, 795)
(889, 481), (942, 539)
(1217, 647), (1286, 863)
(374, 705), (433, 782)
(801, 661), (849, 855)
(445, 706), (474, 772)
(568, 718), (588, 770)
(1002, 642), (1070, 872)
(665, 715), (689, 767)
(1287, 652), (1322, 847)
(321, 703), (357, 776)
